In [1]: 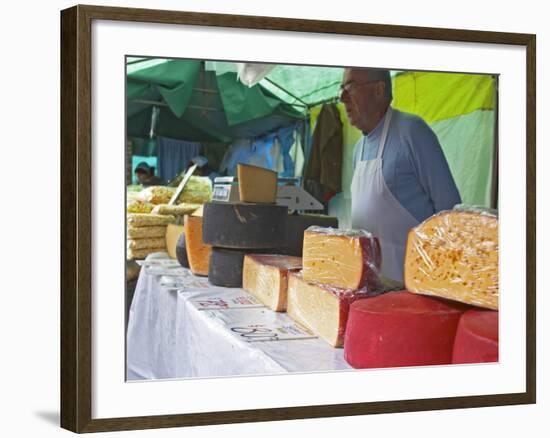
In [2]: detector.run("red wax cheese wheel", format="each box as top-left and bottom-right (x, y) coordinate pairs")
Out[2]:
(452, 309), (499, 364)
(344, 291), (468, 368)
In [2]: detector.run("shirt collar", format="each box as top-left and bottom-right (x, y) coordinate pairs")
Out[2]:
(363, 106), (393, 140)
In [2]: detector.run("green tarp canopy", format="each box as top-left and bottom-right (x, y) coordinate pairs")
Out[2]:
(127, 58), (317, 143)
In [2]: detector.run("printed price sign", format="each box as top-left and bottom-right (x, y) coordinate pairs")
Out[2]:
(191, 294), (263, 310)
(227, 323), (317, 343)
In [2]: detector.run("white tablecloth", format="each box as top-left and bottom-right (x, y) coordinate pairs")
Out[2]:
(126, 255), (351, 380)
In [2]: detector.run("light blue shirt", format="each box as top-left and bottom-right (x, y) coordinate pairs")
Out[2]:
(352, 107), (461, 223)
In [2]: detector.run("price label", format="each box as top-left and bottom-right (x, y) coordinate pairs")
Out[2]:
(227, 323), (316, 343)
(191, 294), (263, 310)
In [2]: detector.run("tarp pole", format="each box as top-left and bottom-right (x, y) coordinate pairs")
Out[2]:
(263, 77), (309, 108)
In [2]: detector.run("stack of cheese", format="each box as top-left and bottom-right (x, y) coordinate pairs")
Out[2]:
(284, 226), (383, 347)
(196, 164), (285, 287)
(126, 213), (175, 260)
(202, 200), (288, 287)
(343, 207), (499, 368)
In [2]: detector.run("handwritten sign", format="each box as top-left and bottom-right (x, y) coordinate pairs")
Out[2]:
(191, 294), (263, 310)
(227, 323), (316, 343)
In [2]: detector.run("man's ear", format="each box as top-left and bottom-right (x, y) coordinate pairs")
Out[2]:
(375, 81), (385, 98)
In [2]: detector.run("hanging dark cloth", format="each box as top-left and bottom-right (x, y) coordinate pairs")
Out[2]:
(157, 137), (201, 183)
(303, 103), (343, 204)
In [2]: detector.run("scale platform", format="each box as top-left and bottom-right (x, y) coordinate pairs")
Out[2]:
(212, 176), (323, 211)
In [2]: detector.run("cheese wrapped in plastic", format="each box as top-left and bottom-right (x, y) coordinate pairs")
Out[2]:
(127, 213), (175, 227)
(126, 200), (155, 214)
(127, 237), (166, 250)
(127, 225), (167, 239)
(151, 203), (201, 216)
(137, 186), (175, 204)
(302, 226), (381, 291)
(242, 254), (303, 311)
(287, 272), (379, 347)
(176, 176), (212, 204)
(404, 207), (498, 310)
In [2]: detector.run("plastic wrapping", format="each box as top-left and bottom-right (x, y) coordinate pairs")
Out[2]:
(151, 203), (201, 216)
(404, 208), (498, 310)
(127, 225), (167, 239)
(127, 213), (175, 227)
(166, 176), (213, 203)
(138, 186), (175, 204)
(302, 226), (381, 291)
(242, 254), (303, 311)
(286, 272), (380, 348)
(126, 200), (155, 214)
(127, 237), (166, 251)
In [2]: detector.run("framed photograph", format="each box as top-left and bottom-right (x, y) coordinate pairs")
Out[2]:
(60, 4), (536, 433)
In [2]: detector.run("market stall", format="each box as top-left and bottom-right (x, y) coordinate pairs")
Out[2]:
(125, 59), (500, 380)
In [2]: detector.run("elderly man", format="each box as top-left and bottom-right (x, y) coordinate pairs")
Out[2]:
(341, 68), (461, 283)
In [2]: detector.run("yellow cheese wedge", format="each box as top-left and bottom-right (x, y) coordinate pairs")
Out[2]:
(165, 224), (185, 259)
(287, 273), (370, 347)
(302, 227), (381, 291)
(404, 209), (499, 310)
(237, 163), (277, 203)
(242, 254), (302, 311)
(184, 215), (211, 276)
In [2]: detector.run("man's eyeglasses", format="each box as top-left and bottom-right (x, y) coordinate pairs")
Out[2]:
(340, 79), (382, 95)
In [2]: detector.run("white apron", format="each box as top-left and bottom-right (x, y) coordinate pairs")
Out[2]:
(350, 108), (419, 283)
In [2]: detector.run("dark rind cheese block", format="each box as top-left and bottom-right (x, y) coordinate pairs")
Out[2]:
(242, 254), (303, 311)
(287, 272), (375, 347)
(280, 214), (339, 256)
(175, 232), (189, 268)
(452, 309), (499, 364)
(344, 291), (468, 368)
(202, 202), (288, 249)
(208, 248), (260, 288)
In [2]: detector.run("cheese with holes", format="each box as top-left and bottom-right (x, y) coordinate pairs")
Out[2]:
(404, 209), (499, 310)
(302, 227), (381, 290)
(344, 291), (468, 368)
(452, 309), (499, 364)
(287, 272), (373, 347)
(165, 224), (184, 259)
(242, 255), (302, 311)
(202, 202), (287, 249)
(184, 215), (211, 276)
(237, 163), (277, 203)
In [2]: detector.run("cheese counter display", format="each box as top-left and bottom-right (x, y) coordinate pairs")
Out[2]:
(127, 186), (500, 376)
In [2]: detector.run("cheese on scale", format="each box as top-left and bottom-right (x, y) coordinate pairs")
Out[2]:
(452, 309), (499, 364)
(237, 163), (277, 203)
(344, 291), (468, 368)
(242, 254), (302, 311)
(184, 215), (211, 276)
(404, 208), (499, 310)
(286, 272), (373, 347)
(302, 227), (381, 290)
